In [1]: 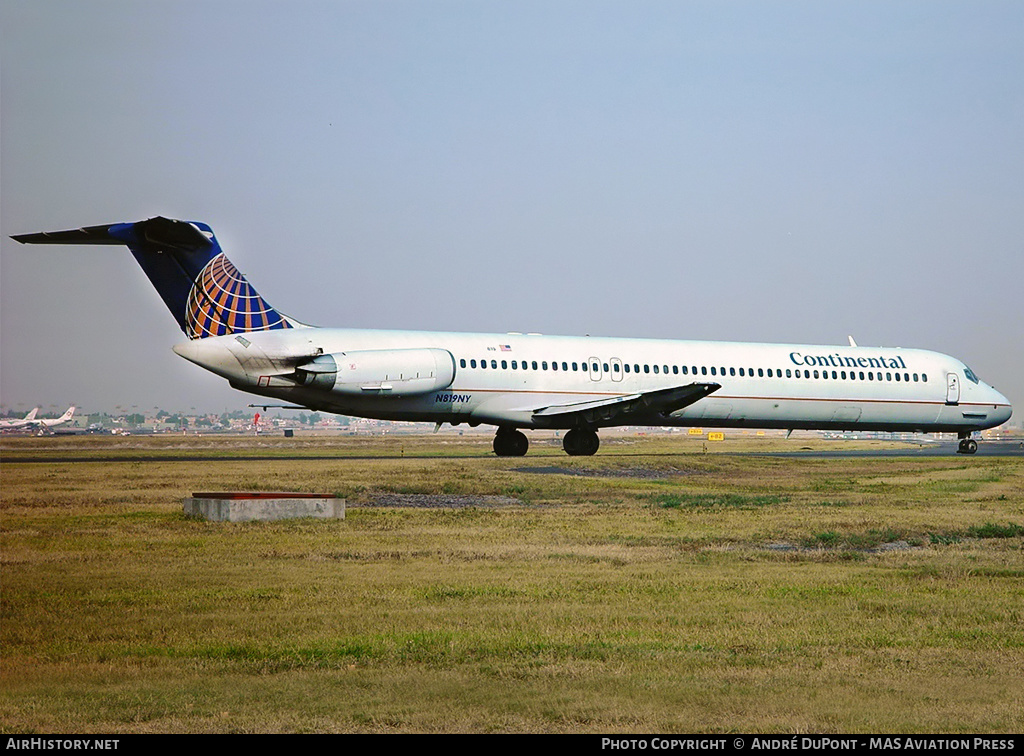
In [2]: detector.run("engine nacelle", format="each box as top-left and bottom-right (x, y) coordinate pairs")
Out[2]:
(296, 348), (456, 397)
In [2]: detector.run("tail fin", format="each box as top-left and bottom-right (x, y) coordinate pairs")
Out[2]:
(12, 217), (301, 339)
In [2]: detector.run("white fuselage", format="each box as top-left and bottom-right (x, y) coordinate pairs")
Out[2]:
(174, 327), (1013, 434)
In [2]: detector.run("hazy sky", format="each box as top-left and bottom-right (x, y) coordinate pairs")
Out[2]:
(2, 0), (1022, 418)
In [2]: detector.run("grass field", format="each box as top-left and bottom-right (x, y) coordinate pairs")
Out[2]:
(2, 434), (1022, 733)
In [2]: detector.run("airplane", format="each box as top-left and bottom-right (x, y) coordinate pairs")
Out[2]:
(0, 407), (40, 430)
(12, 216), (1012, 456)
(30, 406), (76, 432)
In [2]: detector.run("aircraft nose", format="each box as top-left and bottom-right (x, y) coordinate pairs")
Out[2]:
(988, 386), (1013, 426)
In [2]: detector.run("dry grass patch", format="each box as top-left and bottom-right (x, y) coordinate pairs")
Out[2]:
(2, 435), (1022, 732)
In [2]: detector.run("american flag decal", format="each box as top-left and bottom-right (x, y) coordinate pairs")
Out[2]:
(185, 254), (292, 339)
(499, 344), (512, 351)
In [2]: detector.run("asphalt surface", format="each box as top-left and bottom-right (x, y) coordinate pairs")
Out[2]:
(3, 440), (1022, 464)
(743, 440), (1024, 458)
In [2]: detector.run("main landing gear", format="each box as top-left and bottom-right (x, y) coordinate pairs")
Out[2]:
(491, 427), (602, 457)
(493, 427), (529, 457)
(957, 432), (978, 455)
(562, 428), (600, 456)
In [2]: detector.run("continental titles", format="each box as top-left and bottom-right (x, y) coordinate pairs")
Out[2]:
(790, 352), (908, 370)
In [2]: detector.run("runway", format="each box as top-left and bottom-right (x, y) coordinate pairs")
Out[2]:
(3, 439), (1022, 464)
(743, 440), (1024, 459)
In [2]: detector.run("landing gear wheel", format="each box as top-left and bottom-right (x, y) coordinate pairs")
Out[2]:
(563, 428), (600, 456)
(957, 438), (978, 455)
(493, 428), (529, 457)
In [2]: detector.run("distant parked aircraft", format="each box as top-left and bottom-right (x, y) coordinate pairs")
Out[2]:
(0, 407), (40, 430)
(30, 406), (76, 432)
(13, 216), (1012, 455)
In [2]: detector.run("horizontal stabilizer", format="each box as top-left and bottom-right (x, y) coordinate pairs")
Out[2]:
(12, 217), (213, 251)
(12, 224), (127, 245)
(12, 216), (298, 339)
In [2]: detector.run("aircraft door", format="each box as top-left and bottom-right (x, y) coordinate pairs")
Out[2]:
(945, 373), (960, 405)
(610, 358), (623, 382)
(589, 357), (603, 382)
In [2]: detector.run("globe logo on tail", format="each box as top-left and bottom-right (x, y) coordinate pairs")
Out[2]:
(185, 254), (293, 339)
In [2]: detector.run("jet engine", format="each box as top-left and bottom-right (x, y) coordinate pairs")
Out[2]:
(295, 348), (456, 396)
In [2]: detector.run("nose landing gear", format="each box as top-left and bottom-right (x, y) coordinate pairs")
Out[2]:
(957, 433), (978, 455)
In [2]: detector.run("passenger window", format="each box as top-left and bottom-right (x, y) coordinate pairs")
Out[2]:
(654, 365), (660, 374)
(613, 363), (620, 372)
(624, 364), (631, 373)
(730, 368), (736, 376)
(501, 360), (507, 369)
(542, 361), (548, 370)
(573, 362), (579, 371)
(460, 359), (467, 368)
(491, 360), (497, 369)
(532, 361), (538, 370)
(644, 365), (650, 374)
(604, 363), (610, 372)
(562, 362), (568, 371)
(471, 359), (477, 368)
(512, 360), (518, 369)
(710, 367), (717, 376)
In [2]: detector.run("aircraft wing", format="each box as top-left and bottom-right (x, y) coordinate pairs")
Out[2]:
(531, 382), (721, 427)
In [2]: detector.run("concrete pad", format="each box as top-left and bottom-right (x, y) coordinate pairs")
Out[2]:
(184, 492), (345, 522)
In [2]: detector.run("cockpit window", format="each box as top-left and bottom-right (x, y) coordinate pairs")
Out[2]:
(963, 366), (980, 384)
